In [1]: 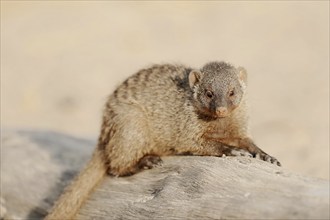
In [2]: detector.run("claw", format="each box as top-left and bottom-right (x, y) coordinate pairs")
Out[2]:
(253, 152), (281, 167)
(138, 155), (163, 170)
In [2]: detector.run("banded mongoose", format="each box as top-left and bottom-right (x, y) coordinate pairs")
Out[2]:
(46, 61), (280, 219)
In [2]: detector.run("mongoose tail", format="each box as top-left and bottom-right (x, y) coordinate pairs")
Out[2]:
(45, 150), (106, 220)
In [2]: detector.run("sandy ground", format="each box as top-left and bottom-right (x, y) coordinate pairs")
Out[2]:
(1, 2), (329, 179)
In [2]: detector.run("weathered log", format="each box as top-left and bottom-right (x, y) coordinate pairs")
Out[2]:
(1, 130), (329, 219)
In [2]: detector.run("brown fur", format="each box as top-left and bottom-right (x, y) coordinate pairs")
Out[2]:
(45, 61), (280, 219)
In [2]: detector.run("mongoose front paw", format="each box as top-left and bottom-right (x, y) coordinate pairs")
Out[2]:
(138, 155), (163, 170)
(227, 149), (253, 158)
(255, 153), (281, 166)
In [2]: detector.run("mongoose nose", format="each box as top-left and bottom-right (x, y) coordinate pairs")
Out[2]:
(216, 107), (228, 117)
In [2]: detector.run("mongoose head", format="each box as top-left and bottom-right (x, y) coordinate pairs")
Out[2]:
(189, 62), (247, 119)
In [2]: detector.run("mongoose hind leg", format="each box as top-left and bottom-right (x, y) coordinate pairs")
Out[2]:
(110, 155), (163, 177)
(106, 105), (158, 176)
(137, 155), (163, 170)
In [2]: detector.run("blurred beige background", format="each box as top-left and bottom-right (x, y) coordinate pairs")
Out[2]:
(1, 2), (329, 179)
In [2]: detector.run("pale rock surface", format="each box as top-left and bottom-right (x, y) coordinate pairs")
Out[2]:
(1, 130), (329, 219)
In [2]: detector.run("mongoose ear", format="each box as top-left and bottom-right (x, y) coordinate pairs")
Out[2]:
(189, 70), (203, 88)
(237, 67), (247, 85)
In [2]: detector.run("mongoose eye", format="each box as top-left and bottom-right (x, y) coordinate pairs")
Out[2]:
(229, 90), (235, 97)
(206, 90), (214, 99)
